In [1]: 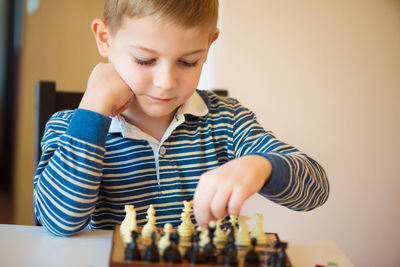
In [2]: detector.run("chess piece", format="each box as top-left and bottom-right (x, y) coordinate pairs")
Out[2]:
(267, 251), (278, 266)
(198, 226), (209, 247)
(144, 231), (160, 263)
(142, 205), (158, 243)
(177, 200), (195, 239)
(251, 213), (267, 245)
(158, 223), (173, 251)
(268, 241), (285, 266)
(163, 233), (182, 263)
(124, 230), (141, 261)
(235, 215), (251, 246)
(185, 230), (203, 264)
(222, 226), (235, 256)
(202, 221), (218, 263)
(245, 237), (260, 264)
(276, 242), (288, 267)
(214, 218), (227, 243)
(222, 236), (238, 267)
(227, 214), (238, 236)
(120, 205), (138, 244)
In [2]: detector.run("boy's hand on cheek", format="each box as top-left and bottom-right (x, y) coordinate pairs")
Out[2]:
(193, 155), (273, 227)
(79, 63), (134, 117)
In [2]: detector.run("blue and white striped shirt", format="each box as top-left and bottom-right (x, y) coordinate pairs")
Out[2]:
(33, 90), (329, 236)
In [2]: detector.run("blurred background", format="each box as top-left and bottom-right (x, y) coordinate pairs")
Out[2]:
(0, 0), (399, 266)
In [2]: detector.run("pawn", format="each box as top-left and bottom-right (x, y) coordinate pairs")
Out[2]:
(276, 242), (288, 267)
(186, 231), (203, 264)
(144, 231), (160, 263)
(222, 242), (238, 266)
(125, 230), (141, 261)
(222, 225), (235, 256)
(245, 237), (260, 264)
(163, 233), (182, 263)
(267, 251), (278, 266)
(159, 223), (173, 251)
(275, 250), (286, 267)
(203, 221), (218, 263)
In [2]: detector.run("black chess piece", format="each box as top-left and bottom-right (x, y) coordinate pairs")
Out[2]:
(144, 231), (160, 263)
(222, 243), (238, 266)
(276, 242), (288, 267)
(222, 226), (235, 256)
(124, 230), (141, 261)
(164, 232), (182, 263)
(245, 237), (260, 265)
(203, 223), (218, 263)
(185, 232), (196, 260)
(267, 251), (277, 266)
(188, 230), (203, 264)
(274, 250), (286, 267)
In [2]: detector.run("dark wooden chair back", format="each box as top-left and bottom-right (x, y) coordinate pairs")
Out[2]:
(34, 81), (83, 225)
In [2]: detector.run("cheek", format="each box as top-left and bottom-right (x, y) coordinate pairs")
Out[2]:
(113, 62), (151, 93)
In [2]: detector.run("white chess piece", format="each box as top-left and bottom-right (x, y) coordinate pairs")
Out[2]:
(158, 223), (173, 251)
(198, 226), (209, 247)
(235, 215), (251, 246)
(251, 213), (267, 245)
(177, 200), (195, 238)
(120, 205), (138, 244)
(142, 204), (158, 242)
(214, 219), (227, 243)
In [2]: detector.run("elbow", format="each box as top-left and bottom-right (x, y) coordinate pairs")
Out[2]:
(293, 171), (330, 212)
(35, 208), (89, 237)
(40, 218), (89, 237)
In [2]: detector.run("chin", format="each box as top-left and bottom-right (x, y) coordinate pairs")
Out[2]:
(144, 108), (177, 119)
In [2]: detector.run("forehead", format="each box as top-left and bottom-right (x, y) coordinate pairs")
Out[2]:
(112, 16), (212, 54)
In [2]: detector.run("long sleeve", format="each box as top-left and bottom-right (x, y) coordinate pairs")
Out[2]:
(33, 109), (111, 236)
(232, 102), (329, 211)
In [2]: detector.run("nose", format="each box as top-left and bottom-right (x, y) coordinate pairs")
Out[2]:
(153, 64), (177, 90)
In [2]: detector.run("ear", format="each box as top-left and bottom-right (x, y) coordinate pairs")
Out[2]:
(91, 19), (112, 58)
(204, 28), (220, 62)
(209, 28), (220, 47)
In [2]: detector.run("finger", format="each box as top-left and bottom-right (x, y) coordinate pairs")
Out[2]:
(193, 175), (217, 227)
(210, 186), (231, 220)
(227, 187), (247, 216)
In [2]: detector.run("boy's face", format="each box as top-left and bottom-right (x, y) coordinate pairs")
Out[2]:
(104, 16), (218, 120)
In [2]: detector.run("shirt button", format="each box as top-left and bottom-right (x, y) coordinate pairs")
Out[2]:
(160, 146), (166, 155)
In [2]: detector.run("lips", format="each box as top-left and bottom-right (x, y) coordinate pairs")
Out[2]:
(148, 95), (173, 103)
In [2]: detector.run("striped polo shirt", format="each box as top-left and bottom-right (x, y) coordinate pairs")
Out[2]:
(33, 90), (329, 236)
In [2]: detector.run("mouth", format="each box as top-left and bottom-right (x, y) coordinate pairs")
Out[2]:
(147, 95), (173, 103)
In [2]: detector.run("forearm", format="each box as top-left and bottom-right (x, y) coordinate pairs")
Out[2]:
(255, 151), (329, 211)
(33, 109), (111, 236)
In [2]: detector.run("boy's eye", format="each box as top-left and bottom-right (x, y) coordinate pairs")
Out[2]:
(135, 58), (156, 66)
(179, 60), (198, 67)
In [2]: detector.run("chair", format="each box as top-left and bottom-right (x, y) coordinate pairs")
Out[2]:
(33, 81), (83, 225)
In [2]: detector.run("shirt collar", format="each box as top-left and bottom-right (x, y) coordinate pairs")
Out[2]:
(109, 90), (208, 134)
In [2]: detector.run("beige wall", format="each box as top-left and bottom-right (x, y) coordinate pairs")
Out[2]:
(14, 0), (400, 267)
(14, 0), (103, 224)
(216, 1), (400, 267)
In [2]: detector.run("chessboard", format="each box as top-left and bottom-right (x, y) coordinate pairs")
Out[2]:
(109, 224), (292, 267)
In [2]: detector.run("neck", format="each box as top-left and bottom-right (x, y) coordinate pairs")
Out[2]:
(121, 104), (176, 142)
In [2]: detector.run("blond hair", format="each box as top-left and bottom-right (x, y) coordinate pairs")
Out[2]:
(104, 0), (219, 34)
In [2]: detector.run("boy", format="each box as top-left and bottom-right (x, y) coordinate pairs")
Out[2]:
(34, 0), (329, 236)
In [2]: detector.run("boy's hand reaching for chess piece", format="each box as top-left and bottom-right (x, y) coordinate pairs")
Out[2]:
(79, 62), (134, 117)
(193, 155), (273, 227)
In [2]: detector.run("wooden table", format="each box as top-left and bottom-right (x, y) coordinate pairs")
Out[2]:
(0, 224), (354, 267)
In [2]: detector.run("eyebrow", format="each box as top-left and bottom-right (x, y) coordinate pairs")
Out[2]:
(129, 45), (206, 56)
